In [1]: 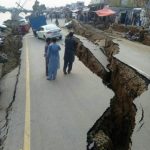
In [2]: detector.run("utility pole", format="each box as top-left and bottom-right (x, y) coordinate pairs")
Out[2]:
(11, 0), (27, 20)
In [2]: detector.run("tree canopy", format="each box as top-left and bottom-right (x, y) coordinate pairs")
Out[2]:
(32, 0), (46, 14)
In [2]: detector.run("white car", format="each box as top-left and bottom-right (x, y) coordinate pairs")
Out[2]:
(36, 24), (62, 40)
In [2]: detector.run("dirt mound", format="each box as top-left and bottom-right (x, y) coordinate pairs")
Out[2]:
(112, 23), (150, 46)
(72, 20), (106, 42)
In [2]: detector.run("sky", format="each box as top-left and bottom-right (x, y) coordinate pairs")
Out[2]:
(0, 0), (91, 9)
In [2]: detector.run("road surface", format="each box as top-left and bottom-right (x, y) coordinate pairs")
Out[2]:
(1, 19), (150, 150)
(3, 25), (113, 150)
(113, 38), (150, 79)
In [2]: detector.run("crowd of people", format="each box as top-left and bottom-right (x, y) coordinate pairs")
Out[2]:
(44, 32), (77, 80)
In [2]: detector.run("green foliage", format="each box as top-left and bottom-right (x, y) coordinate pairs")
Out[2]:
(32, 0), (46, 13)
(39, 4), (46, 11)
(32, 0), (40, 11)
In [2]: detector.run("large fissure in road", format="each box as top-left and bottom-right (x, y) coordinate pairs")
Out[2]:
(72, 20), (150, 150)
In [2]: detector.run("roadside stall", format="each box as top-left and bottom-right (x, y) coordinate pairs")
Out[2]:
(94, 7), (116, 29)
(95, 7), (116, 17)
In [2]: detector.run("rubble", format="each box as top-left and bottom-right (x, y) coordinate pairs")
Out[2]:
(112, 23), (150, 46)
(71, 20), (150, 150)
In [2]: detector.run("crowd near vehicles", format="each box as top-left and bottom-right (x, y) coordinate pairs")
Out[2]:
(36, 24), (62, 40)
(29, 15), (62, 40)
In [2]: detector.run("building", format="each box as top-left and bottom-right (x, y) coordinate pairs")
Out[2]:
(66, 1), (84, 10)
(90, 0), (146, 7)
(90, 0), (102, 4)
(108, 0), (146, 7)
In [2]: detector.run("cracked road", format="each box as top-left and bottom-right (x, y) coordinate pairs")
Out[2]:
(1, 19), (150, 150)
(3, 26), (113, 150)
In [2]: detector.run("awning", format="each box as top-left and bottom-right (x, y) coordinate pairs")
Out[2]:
(96, 8), (116, 16)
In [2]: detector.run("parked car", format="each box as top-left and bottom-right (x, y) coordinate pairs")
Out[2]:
(36, 24), (62, 40)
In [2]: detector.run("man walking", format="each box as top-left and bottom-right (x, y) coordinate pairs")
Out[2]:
(63, 32), (77, 74)
(47, 38), (61, 80)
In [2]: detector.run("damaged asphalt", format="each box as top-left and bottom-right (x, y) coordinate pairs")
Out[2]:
(0, 19), (150, 150)
(0, 21), (114, 150)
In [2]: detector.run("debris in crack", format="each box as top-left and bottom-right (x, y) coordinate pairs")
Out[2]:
(71, 20), (150, 150)
(108, 58), (149, 150)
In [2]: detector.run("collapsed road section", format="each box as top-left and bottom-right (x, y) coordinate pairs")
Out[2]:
(71, 20), (150, 150)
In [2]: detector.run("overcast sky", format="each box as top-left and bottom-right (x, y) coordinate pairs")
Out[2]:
(0, 0), (91, 9)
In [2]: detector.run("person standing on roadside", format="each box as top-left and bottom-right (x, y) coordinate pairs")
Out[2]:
(44, 38), (51, 76)
(47, 38), (61, 80)
(63, 32), (77, 74)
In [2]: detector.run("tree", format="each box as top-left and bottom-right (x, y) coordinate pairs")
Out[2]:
(32, 0), (40, 12)
(32, 0), (46, 14)
(39, 4), (46, 11)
